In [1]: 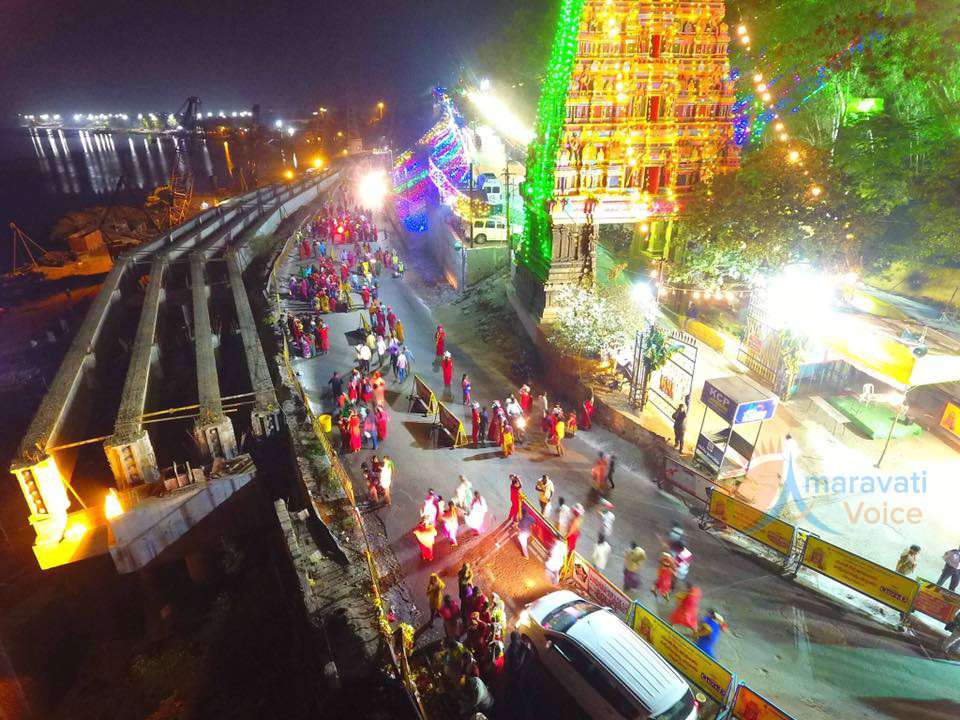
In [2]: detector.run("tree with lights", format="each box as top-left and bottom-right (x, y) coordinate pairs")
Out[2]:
(673, 144), (868, 288)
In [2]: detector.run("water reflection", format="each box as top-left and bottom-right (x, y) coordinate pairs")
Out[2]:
(128, 137), (145, 188)
(58, 131), (81, 194)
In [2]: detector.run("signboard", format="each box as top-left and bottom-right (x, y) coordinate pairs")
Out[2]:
(628, 601), (735, 704)
(702, 383), (736, 422)
(940, 401), (960, 439)
(801, 536), (919, 613)
(731, 685), (796, 720)
(568, 553), (631, 617)
(695, 434), (725, 472)
(411, 375), (438, 415)
(913, 579), (960, 623)
(437, 402), (468, 448)
(709, 492), (796, 556)
(734, 397), (778, 424)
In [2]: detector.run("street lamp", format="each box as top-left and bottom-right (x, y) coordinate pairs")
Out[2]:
(377, 101), (385, 121)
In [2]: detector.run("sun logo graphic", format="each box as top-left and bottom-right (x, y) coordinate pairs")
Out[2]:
(734, 434), (836, 534)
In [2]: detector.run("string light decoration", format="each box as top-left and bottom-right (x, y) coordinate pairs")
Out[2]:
(520, 0), (738, 282)
(391, 88), (478, 232)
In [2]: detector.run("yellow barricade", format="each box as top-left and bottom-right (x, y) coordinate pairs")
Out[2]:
(731, 685), (795, 720)
(628, 600), (735, 706)
(437, 402), (468, 447)
(708, 491), (796, 556)
(800, 536), (919, 613)
(913, 579), (960, 623)
(412, 374), (439, 415)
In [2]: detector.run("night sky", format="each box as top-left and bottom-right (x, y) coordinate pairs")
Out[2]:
(1, 0), (549, 126)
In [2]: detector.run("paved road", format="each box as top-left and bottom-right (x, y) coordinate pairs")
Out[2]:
(280, 216), (960, 720)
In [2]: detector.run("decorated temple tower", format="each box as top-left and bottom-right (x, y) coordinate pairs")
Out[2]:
(517, 0), (737, 318)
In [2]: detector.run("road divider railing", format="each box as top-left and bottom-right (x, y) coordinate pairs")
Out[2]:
(627, 600), (736, 719)
(729, 684), (796, 720)
(436, 402), (468, 448)
(699, 486), (958, 629)
(270, 204), (427, 719)
(410, 374), (439, 416)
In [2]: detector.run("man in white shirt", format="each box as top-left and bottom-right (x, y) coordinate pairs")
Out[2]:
(357, 343), (372, 373)
(937, 545), (960, 591)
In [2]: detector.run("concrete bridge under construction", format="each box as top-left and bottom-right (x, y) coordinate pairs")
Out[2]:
(10, 171), (339, 572)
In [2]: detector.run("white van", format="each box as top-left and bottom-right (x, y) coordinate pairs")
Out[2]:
(517, 590), (698, 720)
(471, 217), (507, 244)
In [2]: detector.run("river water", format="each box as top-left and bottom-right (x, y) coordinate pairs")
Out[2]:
(0, 127), (283, 271)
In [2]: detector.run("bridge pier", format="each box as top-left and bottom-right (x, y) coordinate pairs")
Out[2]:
(104, 429), (160, 490)
(191, 253), (237, 459)
(227, 251), (280, 438)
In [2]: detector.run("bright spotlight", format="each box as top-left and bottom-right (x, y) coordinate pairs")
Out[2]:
(357, 170), (389, 210)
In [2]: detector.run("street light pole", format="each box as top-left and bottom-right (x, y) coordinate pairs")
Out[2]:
(468, 162), (475, 248)
(503, 162), (512, 249)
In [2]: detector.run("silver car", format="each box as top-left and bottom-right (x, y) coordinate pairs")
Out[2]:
(517, 590), (698, 720)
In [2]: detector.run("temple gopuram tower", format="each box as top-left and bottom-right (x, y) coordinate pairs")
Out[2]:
(517, 0), (737, 318)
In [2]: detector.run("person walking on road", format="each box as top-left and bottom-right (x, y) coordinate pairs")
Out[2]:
(427, 573), (445, 621)
(471, 403), (481, 446)
(454, 475), (473, 513)
(457, 563), (473, 607)
(591, 452), (609, 493)
(695, 610), (728, 659)
(461, 374), (472, 405)
(653, 551), (677, 600)
(553, 414), (566, 456)
(501, 422), (515, 458)
(557, 497), (573, 536)
(672, 404), (687, 452)
(441, 351), (454, 388)
(395, 349), (408, 383)
(380, 455), (394, 505)
(623, 542), (646, 593)
(606, 454), (618, 490)
(466, 491), (488, 536)
(598, 499), (615, 544)
(535, 474), (554, 516)
(478, 406), (489, 447)
(566, 503), (584, 554)
(592, 534), (611, 570)
(508, 475), (523, 524)
(435, 324), (446, 357)
(669, 582), (702, 634)
(896, 545), (921, 576)
(395, 318), (405, 344)
(414, 518), (437, 561)
(517, 510), (534, 558)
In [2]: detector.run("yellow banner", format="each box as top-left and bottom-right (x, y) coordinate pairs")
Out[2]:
(940, 401), (960, 439)
(913, 580), (960, 623)
(732, 685), (795, 720)
(801, 537), (919, 612)
(629, 602), (734, 704)
(709, 492), (796, 556)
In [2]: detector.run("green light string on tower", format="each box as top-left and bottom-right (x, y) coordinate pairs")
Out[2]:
(520, 0), (586, 281)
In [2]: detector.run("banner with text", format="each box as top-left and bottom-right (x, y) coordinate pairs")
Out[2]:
(709, 491), (796, 556)
(568, 552), (632, 618)
(801, 536), (919, 613)
(913, 579), (960, 623)
(627, 601), (735, 705)
(731, 685), (796, 720)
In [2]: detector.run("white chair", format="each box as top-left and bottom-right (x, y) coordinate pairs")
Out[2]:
(858, 383), (875, 405)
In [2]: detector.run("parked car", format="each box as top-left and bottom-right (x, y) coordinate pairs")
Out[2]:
(517, 590), (698, 720)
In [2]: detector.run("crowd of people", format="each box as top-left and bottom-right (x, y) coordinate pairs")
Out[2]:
(413, 479), (489, 561)
(429, 563), (535, 718)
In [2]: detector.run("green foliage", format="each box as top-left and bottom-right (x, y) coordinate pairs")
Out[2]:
(674, 144), (866, 287)
(675, 0), (960, 282)
(549, 283), (653, 358)
(642, 326), (678, 374)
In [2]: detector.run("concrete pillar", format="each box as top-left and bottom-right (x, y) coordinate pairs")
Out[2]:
(514, 221), (596, 321)
(251, 407), (281, 438)
(193, 412), (237, 459)
(104, 430), (161, 489)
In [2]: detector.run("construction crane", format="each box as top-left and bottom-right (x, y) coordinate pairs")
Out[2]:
(146, 141), (194, 229)
(175, 96), (203, 134)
